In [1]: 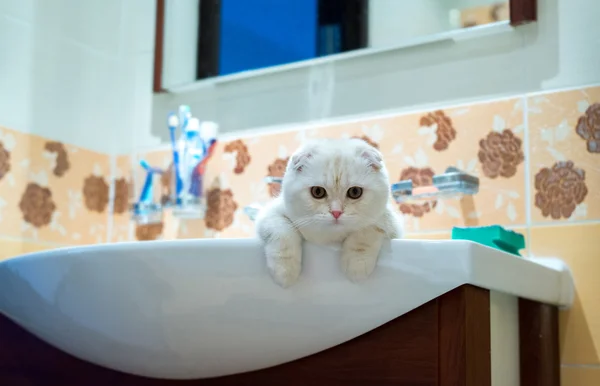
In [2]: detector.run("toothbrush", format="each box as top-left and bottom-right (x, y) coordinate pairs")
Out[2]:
(178, 105), (191, 191)
(178, 105), (191, 132)
(193, 121), (219, 177)
(187, 138), (217, 200)
(138, 160), (162, 204)
(188, 154), (203, 197)
(168, 113), (183, 197)
(194, 138), (217, 177)
(181, 118), (201, 197)
(139, 159), (163, 173)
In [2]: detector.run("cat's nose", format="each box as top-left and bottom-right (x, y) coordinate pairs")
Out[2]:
(330, 210), (342, 219)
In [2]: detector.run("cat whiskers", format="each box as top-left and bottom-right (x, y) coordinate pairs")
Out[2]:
(290, 216), (318, 230)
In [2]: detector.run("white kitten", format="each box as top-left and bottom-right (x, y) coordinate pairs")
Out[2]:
(255, 138), (403, 287)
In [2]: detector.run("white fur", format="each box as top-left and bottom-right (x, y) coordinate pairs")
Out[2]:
(255, 138), (403, 288)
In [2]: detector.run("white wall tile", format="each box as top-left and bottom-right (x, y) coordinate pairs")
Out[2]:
(0, 0), (157, 154)
(28, 39), (124, 151)
(130, 52), (160, 150)
(59, 0), (123, 57)
(121, 0), (156, 54)
(0, 16), (34, 131)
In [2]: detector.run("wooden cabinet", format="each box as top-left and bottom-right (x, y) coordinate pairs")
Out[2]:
(0, 285), (558, 385)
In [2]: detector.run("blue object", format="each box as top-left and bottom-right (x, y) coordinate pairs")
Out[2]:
(451, 225), (525, 256)
(189, 167), (203, 198)
(178, 105), (190, 132)
(168, 113), (183, 197)
(138, 160), (162, 204)
(177, 105), (191, 196)
(179, 119), (204, 195)
(219, 0), (318, 76)
(318, 24), (341, 57)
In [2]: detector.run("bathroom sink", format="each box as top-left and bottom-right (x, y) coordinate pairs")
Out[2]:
(0, 238), (573, 380)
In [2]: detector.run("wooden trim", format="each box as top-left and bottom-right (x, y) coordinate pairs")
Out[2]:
(510, 0), (537, 26)
(519, 298), (560, 386)
(152, 0), (166, 93)
(438, 285), (491, 386)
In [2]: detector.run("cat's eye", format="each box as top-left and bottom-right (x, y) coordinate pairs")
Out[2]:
(347, 186), (363, 199)
(310, 186), (327, 199)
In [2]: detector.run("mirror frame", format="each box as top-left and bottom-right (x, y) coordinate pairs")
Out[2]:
(152, 0), (537, 93)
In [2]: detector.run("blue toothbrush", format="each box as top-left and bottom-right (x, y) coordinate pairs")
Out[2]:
(168, 113), (183, 198)
(138, 160), (162, 204)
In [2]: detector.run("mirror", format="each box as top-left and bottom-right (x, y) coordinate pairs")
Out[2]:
(156, 0), (532, 90)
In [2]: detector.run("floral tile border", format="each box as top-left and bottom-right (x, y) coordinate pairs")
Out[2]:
(110, 155), (134, 242)
(0, 126), (112, 245)
(528, 86), (600, 224)
(3, 84), (594, 246)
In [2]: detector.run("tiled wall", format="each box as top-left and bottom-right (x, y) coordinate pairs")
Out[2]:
(132, 86), (599, 239)
(1, 85), (598, 383)
(0, 126), (113, 259)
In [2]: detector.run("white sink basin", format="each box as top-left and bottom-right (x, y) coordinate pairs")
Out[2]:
(0, 239), (573, 380)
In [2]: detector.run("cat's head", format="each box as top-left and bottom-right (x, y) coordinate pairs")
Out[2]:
(282, 138), (390, 232)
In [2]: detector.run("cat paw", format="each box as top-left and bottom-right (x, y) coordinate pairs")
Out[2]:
(341, 250), (378, 283)
(265, 241), (302, 288)
(341, 226), (384, 283)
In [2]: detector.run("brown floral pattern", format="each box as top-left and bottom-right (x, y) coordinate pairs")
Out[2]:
(575, 103), (600, 153)
(478, 129), (524, 178)
(534, 161), (588, 220)
(19, 183), (56, 227)
(398, 167), (437, 218)
(224, 140), (251, 174)
(0, 142), (10, 181)
(135, 223), (164, 241)
(113, 178), (129, 215)
(205, 188), (238, 231)
(44, 141), (70, 177)
(83, 175), (109, 213)
(351, 135), (379, 149)
(420, 110), (457, 151)
(267, 157), (289, 197)
(160, 162), (174, 205)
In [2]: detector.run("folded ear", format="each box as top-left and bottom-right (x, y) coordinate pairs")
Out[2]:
(289, 150), (312, 173)
(361, 147), (383, 171)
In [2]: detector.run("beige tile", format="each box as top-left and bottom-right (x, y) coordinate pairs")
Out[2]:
(308, 99), (527, 233)
(110, 154), (134, 242)
(530, 224), (600, 365)
(562, 366), (600, 386)
(0, 126), (111, 245)
(0, 239), (61, 261)
(528, 86), (600, 224)
(213, 98), (528, 236)
(168, 98), (529, 238)
(385, 99), (526, 233)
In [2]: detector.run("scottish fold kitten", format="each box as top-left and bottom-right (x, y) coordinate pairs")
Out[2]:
(255, 138), (403, 287)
